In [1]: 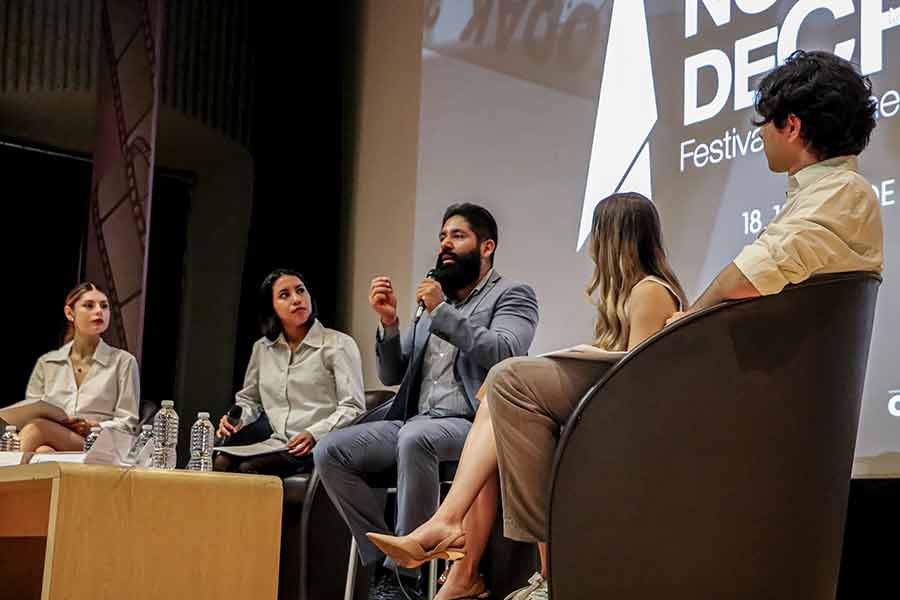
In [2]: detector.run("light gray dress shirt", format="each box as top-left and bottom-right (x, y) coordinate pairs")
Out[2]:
(234, 320), (366, 441)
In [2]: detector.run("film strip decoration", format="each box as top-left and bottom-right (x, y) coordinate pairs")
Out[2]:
(89, 182), (129, 349)
(85, 0), (164, 358)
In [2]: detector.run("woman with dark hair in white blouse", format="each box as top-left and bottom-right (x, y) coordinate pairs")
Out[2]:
(214, 268), (365, 477)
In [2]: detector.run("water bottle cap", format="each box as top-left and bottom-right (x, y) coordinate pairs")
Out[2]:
(142, 424), (153, 430)
(91, 426), (101, 432)
(4, 425), (16, 432)
(161, 400), (175, 407)
(198, 412), (210, 419)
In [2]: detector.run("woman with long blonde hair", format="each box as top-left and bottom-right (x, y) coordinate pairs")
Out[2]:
(368, 193), (686, 600)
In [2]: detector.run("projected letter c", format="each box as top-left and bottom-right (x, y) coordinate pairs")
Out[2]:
(889, 394), (900, 417)
(777, 0), (856, 63)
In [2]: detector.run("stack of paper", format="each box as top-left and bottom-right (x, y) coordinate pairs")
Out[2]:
(0, 398), (68, 428)
(213, 437), (288, 458)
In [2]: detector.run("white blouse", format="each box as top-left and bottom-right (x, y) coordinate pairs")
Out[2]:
(26, 339), (140, 434)
(235, 320), (365, 441)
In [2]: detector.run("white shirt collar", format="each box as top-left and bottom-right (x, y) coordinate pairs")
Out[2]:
(788, 155), (858, 194)
(262, 319), (324, 349)
(44, 338), (115, 366)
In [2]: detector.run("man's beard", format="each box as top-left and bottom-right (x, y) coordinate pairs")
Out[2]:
(433, 248), (482, 296)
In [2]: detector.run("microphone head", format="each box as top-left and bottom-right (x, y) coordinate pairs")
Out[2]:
(217, 405), (243, 446)
(426, 268), (437, 278)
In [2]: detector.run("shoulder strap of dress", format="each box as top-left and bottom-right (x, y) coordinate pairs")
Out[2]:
(632, 276), (684, 311)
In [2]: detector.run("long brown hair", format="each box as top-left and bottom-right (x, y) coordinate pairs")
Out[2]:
(585, 193), (686, 351)
(63, 282), (107, 343)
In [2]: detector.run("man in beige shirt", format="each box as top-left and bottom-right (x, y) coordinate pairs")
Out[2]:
(672, 50), (883, 319)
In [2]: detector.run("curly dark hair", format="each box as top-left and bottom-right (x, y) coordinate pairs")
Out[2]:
(752, 50), (877, 160)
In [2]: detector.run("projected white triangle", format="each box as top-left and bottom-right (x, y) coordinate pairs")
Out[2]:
(577, 0), (656, 250)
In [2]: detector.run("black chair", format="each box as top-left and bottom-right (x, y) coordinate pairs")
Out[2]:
(548, 272), (881, 599)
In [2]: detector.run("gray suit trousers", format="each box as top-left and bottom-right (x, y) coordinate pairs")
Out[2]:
(313, 415), (472, 566)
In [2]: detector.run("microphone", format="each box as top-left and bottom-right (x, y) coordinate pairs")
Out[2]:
(414, 269), (438, 323)
(215, 405), (243, 446)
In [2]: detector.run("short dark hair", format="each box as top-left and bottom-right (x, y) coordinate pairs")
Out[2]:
(258, 268), (318, 341)
(752, 50), (877, 160)
(441, 203), (499, 264)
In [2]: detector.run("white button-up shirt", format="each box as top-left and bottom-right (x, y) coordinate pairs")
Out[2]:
(235, 320), (365, 441)
(734, 156), (884, 295)
(26, 339), (140, 434)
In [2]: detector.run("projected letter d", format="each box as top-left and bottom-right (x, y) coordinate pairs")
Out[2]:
(684, 49), (732, 126)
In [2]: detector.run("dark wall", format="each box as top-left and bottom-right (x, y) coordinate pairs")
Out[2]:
(4, 142), (91, 402)
(141, 172), (192, 404)
(231, 2), (360, 392)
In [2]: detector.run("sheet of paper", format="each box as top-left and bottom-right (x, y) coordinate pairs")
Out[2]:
(0, 399), (69, 429)
(135, 437), (156, 467)
(539, 344), (627, 362)
(213, 437), (287, 457)
(30, 452), (87, 464)
(0, 451), (25, 467)
(84, 428), (136, 466)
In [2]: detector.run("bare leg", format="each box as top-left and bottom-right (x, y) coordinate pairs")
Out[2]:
(539, 543), (548, 578)
(404, 399), (499, 551)
(19, 418), (84, 452)
(35, 445), (56, 453)
(435, 475), (498, 599)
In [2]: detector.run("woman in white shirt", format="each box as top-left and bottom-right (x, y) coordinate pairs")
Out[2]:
(215, 269), (365, 477)
(19, 283), (140, 453)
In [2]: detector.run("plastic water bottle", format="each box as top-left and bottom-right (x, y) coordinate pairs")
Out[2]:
(189, 412), (215, 472)
(0, 425), (20, 451)
(151, 400), (179, 469)
(83, 426), (101, 451)
(128, 424), (154, 463)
